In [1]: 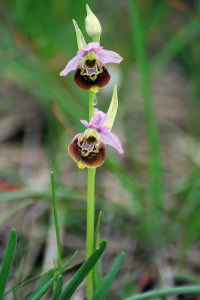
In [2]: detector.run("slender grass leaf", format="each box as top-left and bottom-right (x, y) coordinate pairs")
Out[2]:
(124, 285), (200, 300)
(58, 240), (107, 300)
(53, 275), (63, 300)
(25, 270), (53, 300)
(93, 211), (103, 291)
(91, 252), (125, 300)
(129, 0), (163, 238)
(152, 19), (200, 76)
(0, 187), (82, 203)
(51, 171), (62, 269)
(0, 228), (17, 300)
(93, 211), (102, 250)
(3, 269), (53, 297)
(26, 251), (77, 300)
(12, 285), (18, 300)
(0, 200), (33, 224)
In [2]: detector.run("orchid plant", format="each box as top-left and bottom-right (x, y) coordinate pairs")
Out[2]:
(60, 4), (123, 299)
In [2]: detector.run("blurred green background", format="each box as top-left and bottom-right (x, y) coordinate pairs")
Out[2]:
(1, 0), (200, 299)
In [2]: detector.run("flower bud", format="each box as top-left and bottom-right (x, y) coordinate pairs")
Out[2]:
(85, 4), (101, 43)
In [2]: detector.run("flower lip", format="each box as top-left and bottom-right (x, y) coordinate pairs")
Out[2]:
(68, 133), (106, 169)
(74, 64), (110, 91)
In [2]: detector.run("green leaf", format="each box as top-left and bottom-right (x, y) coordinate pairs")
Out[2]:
(124, 285), (200, 300)
(93, 211), (102, 250)
(91, 252), (125, 300)
(0, 228), (17, 300)
(12, 285), (18, 300)
(3, 269), (54, 297)
(73, 19), (86, 50)
(25, 270), (53, 300)
(104, 84), (118, 130)
(26, 251), (77, 300)
(93, 211), (103, 291)
(51, 171), (62, 269)
(53, 275), (63, 300)
(58, 240), (107, 300)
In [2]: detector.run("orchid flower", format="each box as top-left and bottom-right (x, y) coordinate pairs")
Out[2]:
(60, 42), (122, 91)
(68, 108), (123, 169)
(81, 108), (123, 154)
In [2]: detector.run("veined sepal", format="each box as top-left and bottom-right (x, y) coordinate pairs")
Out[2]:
(104, 84), (118, 130)
(73, 19), (87, 50)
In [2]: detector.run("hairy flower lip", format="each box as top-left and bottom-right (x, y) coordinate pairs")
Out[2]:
(74, 64), (110, 91)
(68, 133), (106, 169)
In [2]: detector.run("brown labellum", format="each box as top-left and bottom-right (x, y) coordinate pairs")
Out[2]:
(68, 133), (106, 168)
(74, 63), (110, 91)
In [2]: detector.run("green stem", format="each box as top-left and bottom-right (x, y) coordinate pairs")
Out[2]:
(86, 91), (96, 300)
(124, 285), (200, 300)
(51, 171), (62, 270)
(89, 90), (95, 120)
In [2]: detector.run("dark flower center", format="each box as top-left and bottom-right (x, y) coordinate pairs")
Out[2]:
(86, 136), (96, 144)
(77, 133), (99, 158)
(85, 59), (96, 68)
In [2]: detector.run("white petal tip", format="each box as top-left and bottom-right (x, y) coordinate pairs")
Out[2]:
(118, 148), (124, 154)
(60, 70), (67, 76)
(117, 57), (123, 63)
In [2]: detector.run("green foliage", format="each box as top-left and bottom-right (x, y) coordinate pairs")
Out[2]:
(91, 252), (125, 300)
(52, 275), (63, 300)
(124, 285), (200, 300)
(26, 251), (77, 300)
(58, 240), (107, 300)
(51, 171), (62, 269)
(24, 271), (53, 300)
(93, 211), (103, 291)
(0, 228), (17, 300)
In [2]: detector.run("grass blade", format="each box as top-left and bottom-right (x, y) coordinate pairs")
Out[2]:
(51, 171), (62, 269)
(58, 240), (107, 300)
(93, 211), (102, 250)
(129, 0), (163, 238)
(12, 286), (18, 300)
(53, 275), (63, 300)
(25, 270), (54, 300)
(0, 228), (17, 300)
(26, 251), (77, 300)
(93, 211), (103, 291)
(152, 19), (200, 76)
(3, 269), (54, 297)
(91, 252), (125, 300)
(124, 285), (200, 300)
